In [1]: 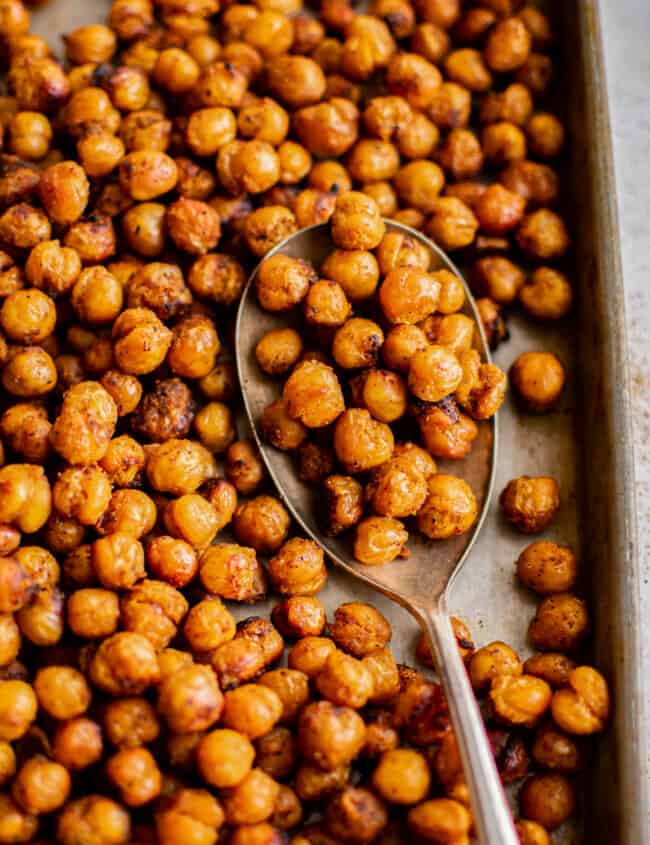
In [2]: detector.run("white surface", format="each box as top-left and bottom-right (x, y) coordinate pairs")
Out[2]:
(599, 0), (650, 805)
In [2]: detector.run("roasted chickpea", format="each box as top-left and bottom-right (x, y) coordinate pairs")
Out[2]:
(201, 476), (239, 532)
(33, 664), (90, 720)
(516, 208), (570, 260)
(519, 773), (576, 831)
(267, 537), (327, 596)
(233, 495), (290, 554)
(99, 434), (144, 486)
(0, 463), (51, 533)
(490, 674), (552, 727)
(353, 516), (408, 565)
(199, 360), (237, 402)
(407, 797), (471, 843)
(510, 351), (565, 412)
(298, 700), (366, 770)
(155, 788), (224, 845)
(472, 255), (525, 304)
(528, 593), (589, 653)
(526, 112), (564, 160)
(332, 318), (384, 370)
(372, 749), (430, 805)
(304, 279), (351, 328)
(0, 679), (36, 740)
(468, 640), (523, 691)
(516, 541), (577, 595)
(158, 664), (223, 734)
(66, 587), (119, 639)
(500, 476), (560, 533)
(0, 290), (54, 345)
(531, 721), (584, 773)
(199, 542), (267, 602)
(256, 254), (316, 312)
(518, 266), (572, 320)
(333, 408), (394, 474)
(551, 665), (610, 735)
(196, 728), (255, 789)
(322, 474), (363, 536)
(281, 360), (344, 428)
(425, 196), (478, 251)
(225, 439), (266, 495)
(516, 819), (550, 845)
(256, 329), (303, 377)
(474, 183), (526, 235)
(89, 631), (160, 695)
(524, 653), (576, 689)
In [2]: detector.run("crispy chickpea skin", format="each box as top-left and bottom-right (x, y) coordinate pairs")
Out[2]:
(500, 476), (560, 533)
(510, 351), (566, 412)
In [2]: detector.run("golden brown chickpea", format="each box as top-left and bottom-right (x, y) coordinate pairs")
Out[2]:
(468, 640), (523, 692)
(0, 290), (54, 346)
(437, 127), (484, 180)
(519, 772), (576, 831)
(482, 121), (527, 166)
(244, 205), (298, 257)
(52, 716), (102, 771)
(294, 97), (359, 158)
(454, 349), (507, 418)
(37, 160), (88, 226)
(480, 82), (533, 127)
(282, 360), (345, 428)
(64, 214), (117, 265)
(201, 476), (238, 532)
(278, 141), (312, 185)
(371, 749), (430, 805)
(232, 495), (289, 555)
(363, 95), (412, 141)
(0, 613), (20, 665)
(199, 360), (237, 402)
(271, 597), (325, 641)
(118, 151), (178, 201)
(551, 665), (610, 735)
(56, 794), (130, 845)
(12, 754), (70, 815)
(0, 678), (36, 740)
(71, 267), (123, 327)
(89, 630), (160, 695)
(156, 788), (224, 845)
(472, 255), (525, 304)
(353, 516), (408, 565)
(195, 728), (255, 791)
(9, 52), (70, 115)
(157, 663), (223, 735)
(490, 674), (552, 727)
(105, 747), (161, 808)
(77, 132), (125, 180)
(393, 161), (444, 213)
(0, 203), (51, 252)
(500, 476), (560, 533)
(33, 664), (90, 719)
(350, 368), (408, 423)
(332, 191), (385, 250)
(256, 254), (316, 312)
(292, 187), (336, 227)
(332, 318), (385, 370)
(379, 267), (440, 324)
(0, 794), (36, 843)
(516, 541), (577, 595)
(265, 55), (325, 110)
(222, 682), (283, 740)
(167, 315), (220, 380)
(526, 112), (564, 160)
(304, 279), (351, 328)
(225, 439), (266, 495)
(8, 111), (51, 161)
(365, 455), (427, 518)
(427, 83), (470, 133)
(524, 653), (576, 689)
(260, 399), (307, 452)
(416, 473), (477, 539)
(92, 532), (144, 590)
(120, 203), (165, 258)
(66, 587), (119, 639)
(407, 797), (470, 843)
(257, 670), (310, 726)
(510, 351), (565, 413)
(126, 262), (191, 321)
(15, 583), (63, 645)
(484, 16), (531, 72)
(256, 329), (303, 377)
(515, 819), (550, 845)
(334, 408), (394, 474)
(322, 474), (363, 536)
(53, 465), (111, 527)
(519, 266), (572, 320)
(328, 602), (390, 657)
(385, 52), (441, 111)
(298, 699), (366, 770)
(64, 24), (116, 64)
(425, 196), (478, 251)
(121, 578), (188, 649)
(531, 721), (584, 773)
(199, 542), (267, 602)
(396, 112), (440, 160)
(99, 436), (144, 488)
(223, 768), (280, 825)
(380, 325), (426, 373)
(50, 380), (115, 465)
(267, 536), (327, 596)
(517, 208), (570, 260)
(24, 239), (81, 296)
(102, 697), (155, 750)
(193, 402), (236, 455)
(347, 139), (400, 184)
(183, 597), (235, 654)
(409, 19), (448, 59)
(0, 464), (51, 533)
(146, 439), (216, 496)
(474, 183), (526, 235)
(407, 345), (461, 402)
(529, 593), (589, 653)
(444, 47), (492, 92)
(166, 198), (221, 256)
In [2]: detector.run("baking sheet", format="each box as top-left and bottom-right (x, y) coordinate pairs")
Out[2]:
(27, 1), (648, 842)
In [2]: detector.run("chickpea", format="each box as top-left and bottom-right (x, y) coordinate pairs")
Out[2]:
(0, 464), (51, 533)
(298, 700), (366, 770)
(195, 728), (255, 790)
(256, 329), (303, 377)
(332, 318), (384, 370)
(221, 683), (282, 740)
(98, 436), (144, 488)
(333, 408), (394, 474)
(11, 754), (70, 815)
(199, 360), (237, 401)
(201, 477), (238, 532)
(0, 613), (20, 665)
(510, 351), (565, 412)
(193, 402), (236, 455)
(371, 749), (430, 805)
(282, 360), (345, 429)
(145, 439), (216, 496)
(156, 788), (224, 845)
(436, 128), (483, 181)
(64, 214), (117, 265)
(22, 242), (73, 298)
(468, 640), (522, 691)
(66, 587), (119, 639)
(52, 465), (111, 527)
(89, 631), (160, 695)
(425, 196), (478, 251)
(500, 476), (560, 533)
(323, 786), (386, 843)
(529, 593), (589, 653)
(0, 740), (15, 787)
(531, 721), (584, 773)
(33, 664), (90, 719)
(393, 160), (444, 213)
(0, 679), (36, 740)
(225, 439), (266, 495)
(51, 380), (117, 466)
(0, 794), (38, 843)
(472, 255), (525, 304)
(232, 495), (289, 554)
(351, 368), (408, 424)
(519, 773), (576, 831)
(121, 578), (188, 649)
(266, 537), (327, 597)
(91, 532), (144, 590)
(363, 95), (412, 141)
(490, 674), (552, 727)
(515, 820), (550, 845)
(105, 747), (161, 808)
(474, 183), (526, 236)
(524, 653), (576, 689)
(551, 665), (610, 735)
(347, 139), (400, 184)
(222, 767), (280, 825)
(417, 474), (477, 539)
(322, 474), (364, 536)
(516, 541), (577, 595)
(158, 664), (223, 734)
(526, 112), (564, 160)
(2, 344), (57, 397)
(126, 262), (191, 321)
(183, 597), (234, 654)
(199, 542), (267, 602)
(354, 516), (408, 565)
(516, 209), (570, 260)
(132, 378), (195, 444)
(483, 17), (531, 73)
(330, 191), (384, 251)
(327, 602), (390, 658)
(407, 798), (471, 843)
(480, 83), (533, 127)
(256, 254), (316, 312)
(166, 198), (221, 256)
(519, 266), (572, 320)
(57, 794), (131, 845)
(43, 513), (85, 555)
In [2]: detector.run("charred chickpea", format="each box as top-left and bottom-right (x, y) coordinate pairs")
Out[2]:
(510, 351), (566, 412)
(519, 773), (576, 831)
(500, 476), (560, 533)
(528, 593), (589, 653)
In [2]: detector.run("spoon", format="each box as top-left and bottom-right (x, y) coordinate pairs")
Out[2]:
(235, 219), (518, 845)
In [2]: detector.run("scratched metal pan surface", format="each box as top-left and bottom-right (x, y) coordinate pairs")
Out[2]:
(29, 0), (647, 842)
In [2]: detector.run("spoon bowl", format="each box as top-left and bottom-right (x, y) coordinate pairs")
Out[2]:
(236, 220), (518, 845)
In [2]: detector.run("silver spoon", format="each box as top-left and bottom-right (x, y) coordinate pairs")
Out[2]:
(235, 220), (518, 845)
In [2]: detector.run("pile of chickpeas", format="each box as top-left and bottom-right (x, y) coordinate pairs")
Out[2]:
(254, 197), (508, 563)
(0, 0), (607, 840)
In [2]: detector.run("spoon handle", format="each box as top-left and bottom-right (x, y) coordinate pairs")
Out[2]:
(420, 602), (519, 845)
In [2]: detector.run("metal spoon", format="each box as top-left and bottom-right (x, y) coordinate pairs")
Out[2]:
(235, 220), (518, 845)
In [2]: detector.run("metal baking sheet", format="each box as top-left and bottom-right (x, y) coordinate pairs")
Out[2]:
(28, 0), (648, 842)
